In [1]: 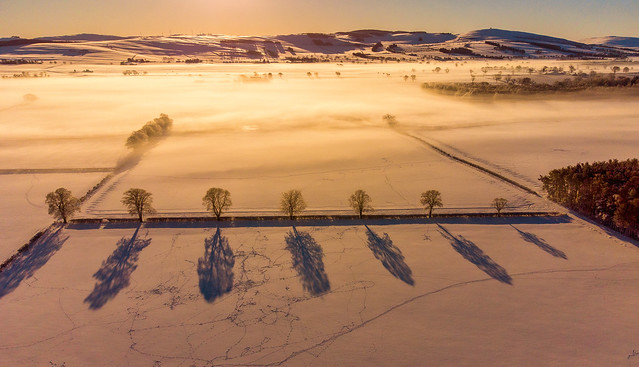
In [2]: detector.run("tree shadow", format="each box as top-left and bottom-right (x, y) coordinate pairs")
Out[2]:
(285, 227), (330, 295)
(84, 226), (151, 309)
(437, 224), (512, 285)
(0, 227), (68, 299)
(510, 225), (567, 259)
(364, 226), (414, 285)
(198, 227), (235, 302)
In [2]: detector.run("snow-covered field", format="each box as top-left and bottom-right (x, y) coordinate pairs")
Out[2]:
(1, 60), (639, 366)
(410, 105), (639, 192)
(1, 219), (639, 366)
(0, 172), (106, 260)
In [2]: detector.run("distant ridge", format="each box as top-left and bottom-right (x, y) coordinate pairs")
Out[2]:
(458, 28), (584, 47)
(1, 28), (637, 62)
(583, 36), (639, 49)
(40, 33), (129, 42)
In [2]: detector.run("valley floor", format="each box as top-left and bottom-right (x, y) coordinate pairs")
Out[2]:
(1, 61), (639, 366)
(1, 218), (639, 366)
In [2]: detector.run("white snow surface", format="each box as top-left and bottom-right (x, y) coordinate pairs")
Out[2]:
(1, 219), (639, 366)
(1, 59), (639, 366)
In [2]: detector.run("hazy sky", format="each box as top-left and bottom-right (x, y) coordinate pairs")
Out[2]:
(1, 0), (638, 40)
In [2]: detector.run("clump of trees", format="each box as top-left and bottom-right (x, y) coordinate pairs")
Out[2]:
(422, 72), (639, 96)
(46, 188), (81, 223)
(122, 70), (146, 76)
(125, 114), (173, 149)
(280, 190), (307, 220)
(540, 159), (639, 239)
(202, 187), (232, 220)
(439, 47), (480, 56)
(121, 188), (156, 222)
(383, 114), (397, 127)
(421, 190), (443, 218)
(349, 189), (373, 218)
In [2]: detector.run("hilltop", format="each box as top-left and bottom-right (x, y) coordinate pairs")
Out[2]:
(1, 28), (637, 64)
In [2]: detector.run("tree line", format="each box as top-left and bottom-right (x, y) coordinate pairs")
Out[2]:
(423, 72), (639, 96)
(540, 159), (639, 238)
(125, 114), (173, 149)
(45, 188), (511, 223)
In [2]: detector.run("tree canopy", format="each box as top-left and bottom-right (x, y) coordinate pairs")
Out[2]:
(202, 187), (232, 220)
(420, 190), (443, 218)
(540, 159), (639, 239)
(45, 187), (81, 224)
(280, 190), (307, 220)
(121, 188), (156, 222)
(349, 189), (373, 218)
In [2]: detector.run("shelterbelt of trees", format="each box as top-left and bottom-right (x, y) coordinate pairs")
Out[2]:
(125, 114), (173, 149)
(422, 73), (639, 96)
(540, 159), (639, 239)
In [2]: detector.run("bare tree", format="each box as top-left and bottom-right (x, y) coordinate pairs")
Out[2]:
(121, 188), (156, 222)
(492, 198), (509, 216)
(383, 114), (397, 127)
(349, 189), (373, 218)
(420, 190), (443, 218)
(611, 66), (620, 76)
(202, 187), (232, 220)
(280, 190), (307, 220)
(45, 187), (80, 224)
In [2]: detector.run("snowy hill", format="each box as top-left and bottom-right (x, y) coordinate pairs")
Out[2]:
(583, 36), (639, 49)
(40, 33), (129, 42)
(1, 29), (637, 63)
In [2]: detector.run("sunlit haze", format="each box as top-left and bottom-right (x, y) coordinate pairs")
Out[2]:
(2, 1), (639, 365)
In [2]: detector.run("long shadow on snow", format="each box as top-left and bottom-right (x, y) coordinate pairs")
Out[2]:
(365, 225), (414, 285)
(285, 227), (330, 296)
(0, 226), (68, 299)
(510, 225), (567, 259)
(84, 226), (151, 309)
(437, 224), (512, 285)
(198, 227), (235, 302)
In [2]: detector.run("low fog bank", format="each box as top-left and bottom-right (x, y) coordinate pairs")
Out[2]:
(0, 61), (637, 174)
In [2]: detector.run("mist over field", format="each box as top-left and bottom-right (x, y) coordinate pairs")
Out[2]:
(1, 61), (637, 168)
(2, 55), (639, 367)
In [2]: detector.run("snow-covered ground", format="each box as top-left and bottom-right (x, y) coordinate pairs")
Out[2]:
(80, 127), (547, 218)
(2, 28), (637, 62)
(409, 104), (639, 191)
(0, 173), (107, 261)
(1, 219), (638, 366)
(1, 60), (639, 366)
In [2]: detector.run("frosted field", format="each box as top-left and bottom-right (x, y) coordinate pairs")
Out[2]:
(0, 173), (106, 260)
(1, 219), (639, 366)
(80, 127), (547, 218)
(1, 60), (639, 366)
(413, 109), (639, 192)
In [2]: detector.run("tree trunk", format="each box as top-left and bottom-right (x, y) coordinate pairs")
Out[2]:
(429, 206), (433, 218)
(216, 213), (221, 221)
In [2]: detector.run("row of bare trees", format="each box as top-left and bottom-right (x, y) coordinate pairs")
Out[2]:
(46, 187), (510, 223)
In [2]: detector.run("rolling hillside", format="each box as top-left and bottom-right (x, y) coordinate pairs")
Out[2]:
(1, 28), (637, 63)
